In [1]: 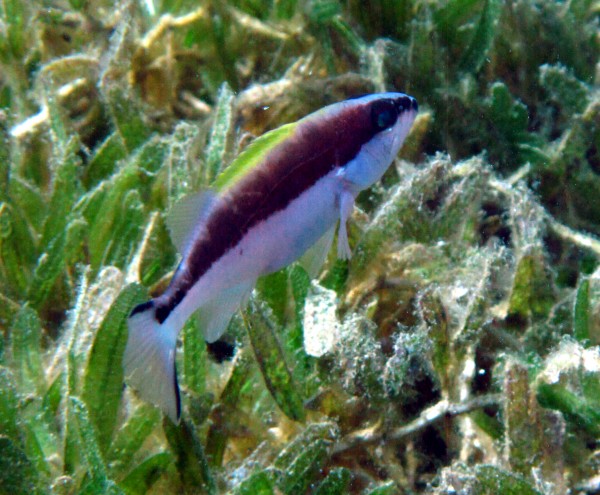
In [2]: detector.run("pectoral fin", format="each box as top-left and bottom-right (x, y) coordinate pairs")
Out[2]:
(337, 190), (355, 260)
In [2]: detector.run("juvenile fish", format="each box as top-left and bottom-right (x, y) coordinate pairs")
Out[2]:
(123, 92), (418, 421)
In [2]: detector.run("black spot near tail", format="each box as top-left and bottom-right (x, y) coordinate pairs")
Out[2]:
(130, 300), (154, 317)
(206, 339), (236, 363)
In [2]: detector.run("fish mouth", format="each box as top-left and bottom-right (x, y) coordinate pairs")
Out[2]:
(389, 109), (417, 152)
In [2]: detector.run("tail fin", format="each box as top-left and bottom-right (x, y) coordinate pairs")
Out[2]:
(123, 301), (180, 422)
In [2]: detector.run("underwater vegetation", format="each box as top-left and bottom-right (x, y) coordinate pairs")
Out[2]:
(0, 0), (599, 493)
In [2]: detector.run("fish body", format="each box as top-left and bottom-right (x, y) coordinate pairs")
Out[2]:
(124, 93), (418, 421)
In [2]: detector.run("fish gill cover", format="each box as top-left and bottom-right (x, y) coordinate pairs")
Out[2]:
(0, 0), (599, 494)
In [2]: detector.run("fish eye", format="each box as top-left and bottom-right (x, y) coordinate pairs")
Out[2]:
(371, 99), (398, 131)
(394, 96), (413, 113)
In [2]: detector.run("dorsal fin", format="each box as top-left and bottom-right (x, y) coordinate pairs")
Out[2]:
(166, 190), (218, 254)
(213, 122), (296, 191)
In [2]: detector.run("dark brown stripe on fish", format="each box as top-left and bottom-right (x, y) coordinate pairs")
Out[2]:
(154, 97), (410, 322)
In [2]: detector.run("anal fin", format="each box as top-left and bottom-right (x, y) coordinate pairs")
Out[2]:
(199, 280), (255, 343)
(299, 224), (336, 278)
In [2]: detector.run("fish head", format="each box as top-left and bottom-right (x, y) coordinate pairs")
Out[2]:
(340, 92), (418, 191)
